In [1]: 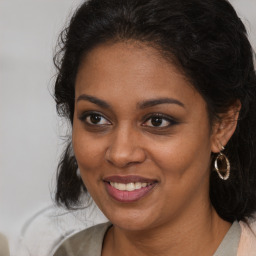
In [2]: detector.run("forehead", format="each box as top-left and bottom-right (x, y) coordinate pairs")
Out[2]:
(75, 42), (204, 109)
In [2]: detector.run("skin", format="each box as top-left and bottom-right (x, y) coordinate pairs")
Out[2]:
(72, 42), (238, 255)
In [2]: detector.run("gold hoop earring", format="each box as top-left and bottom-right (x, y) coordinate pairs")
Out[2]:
(214, 144), (230, 180)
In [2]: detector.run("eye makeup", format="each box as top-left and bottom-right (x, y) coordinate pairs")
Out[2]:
(142, 113), (179, 128)
(77, 109), (180, 136)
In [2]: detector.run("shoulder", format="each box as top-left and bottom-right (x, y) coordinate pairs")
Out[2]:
(53, 222), (112, 256)
(238, 216), (256, 256)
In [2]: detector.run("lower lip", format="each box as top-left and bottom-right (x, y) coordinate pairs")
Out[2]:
(105, 182), (156, 203)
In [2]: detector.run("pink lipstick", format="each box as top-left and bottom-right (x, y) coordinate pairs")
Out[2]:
(104, 175), (157, 203)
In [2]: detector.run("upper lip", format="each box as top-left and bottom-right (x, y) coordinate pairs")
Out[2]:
(103, 175), (157, 184)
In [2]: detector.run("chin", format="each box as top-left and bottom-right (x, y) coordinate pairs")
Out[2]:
(103, 206), (159, 231)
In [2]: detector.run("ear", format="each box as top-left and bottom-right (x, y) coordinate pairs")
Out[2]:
(211, 100), (241, 153)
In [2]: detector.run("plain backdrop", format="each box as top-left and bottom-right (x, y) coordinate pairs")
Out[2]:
(0, 0), (255, 250)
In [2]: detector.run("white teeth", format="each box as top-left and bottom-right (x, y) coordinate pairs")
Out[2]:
(141, 183), (147, 188)
(126, 183), (135, 191)
(135, 182), (141, 189)
(110, 182), (150, 191)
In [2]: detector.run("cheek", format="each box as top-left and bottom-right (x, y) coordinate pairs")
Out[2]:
(150, 128), (212, 181)
(72, 130), (105, 197)
(72, 124), (106, 170)
(149, 134), (212, 216)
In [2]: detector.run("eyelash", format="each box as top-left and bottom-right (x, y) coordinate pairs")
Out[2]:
(142, 113), (178, 128)
(78, 111), (111, 126)
(78, 111), (178, 129)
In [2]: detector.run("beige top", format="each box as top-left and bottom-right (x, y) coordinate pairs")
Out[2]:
(54, 222), (111, 256)
(53, 221), (244, 256)
(0, 233), (10, 256)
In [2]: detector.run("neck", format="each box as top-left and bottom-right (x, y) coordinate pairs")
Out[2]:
(102, 202), (231, 256)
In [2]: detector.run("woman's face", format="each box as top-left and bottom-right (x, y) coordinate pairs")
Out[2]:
(73, 42), (215, 231)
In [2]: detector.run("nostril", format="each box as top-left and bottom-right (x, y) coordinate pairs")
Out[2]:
(105, 146), (146, 168)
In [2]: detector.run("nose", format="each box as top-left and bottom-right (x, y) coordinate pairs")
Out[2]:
(105, 126), (146, 168)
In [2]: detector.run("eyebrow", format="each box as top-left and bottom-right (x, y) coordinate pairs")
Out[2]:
(138, 98), (185, 109)
(76, 94), (111, 109)
(76, 94), (185, 109)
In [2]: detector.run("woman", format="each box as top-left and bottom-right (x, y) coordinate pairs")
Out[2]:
(53, 0), (256, 255)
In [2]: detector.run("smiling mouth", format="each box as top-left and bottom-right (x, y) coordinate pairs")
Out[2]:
(109, 181), (152, 191)
(104, 176), (157, 202)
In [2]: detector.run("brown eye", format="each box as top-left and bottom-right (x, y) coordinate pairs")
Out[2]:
(142, 114), (177, 128)
(151, 117), (164, 127)
(144, 116), (170, 128)
(80, 113), (111, 125)
(89, 114), (102, 124)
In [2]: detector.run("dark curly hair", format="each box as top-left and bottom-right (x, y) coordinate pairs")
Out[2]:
(54, 0), (256, 222)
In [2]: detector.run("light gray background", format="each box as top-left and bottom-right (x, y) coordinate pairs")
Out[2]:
(0, 0), (82, 248)
(0, 0), (255, 249)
